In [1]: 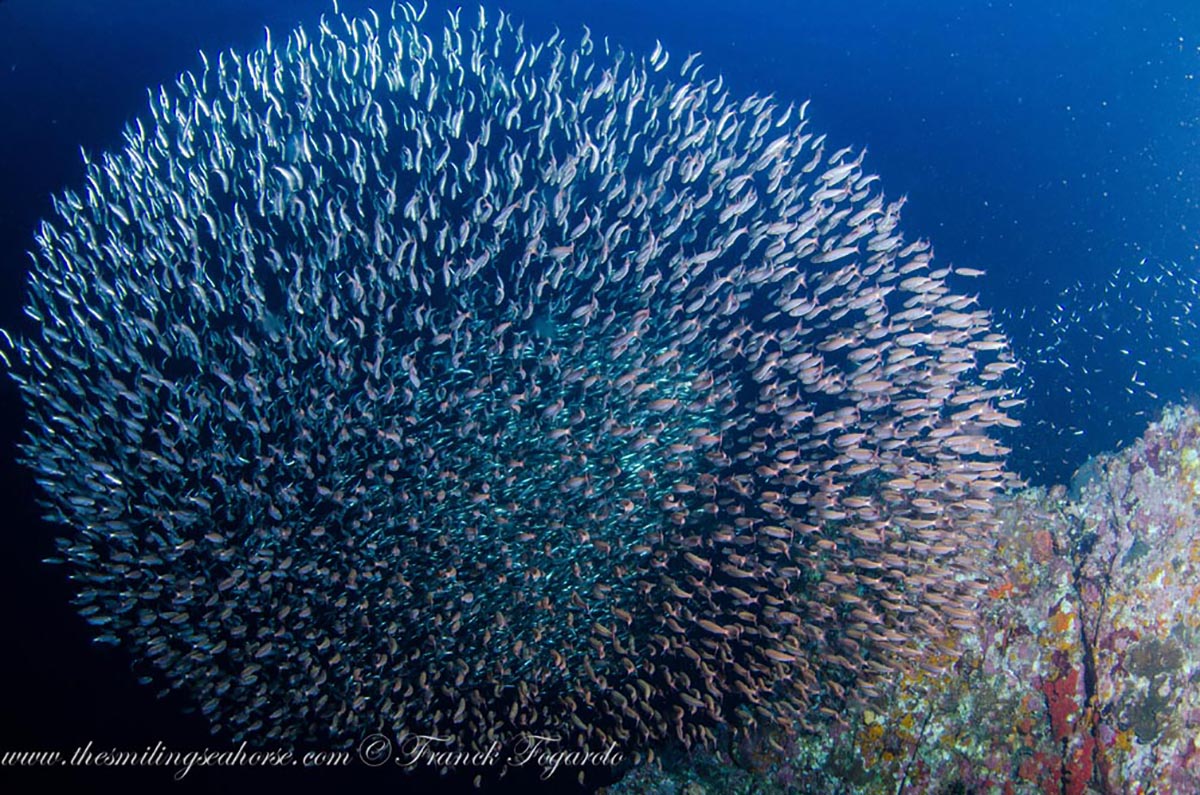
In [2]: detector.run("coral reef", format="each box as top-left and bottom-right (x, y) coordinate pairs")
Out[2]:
(603, 404), (1200, 793)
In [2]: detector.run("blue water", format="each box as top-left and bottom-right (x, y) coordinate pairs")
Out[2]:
(1, 0), (1199, 791)
(4, 0), (1200, 484)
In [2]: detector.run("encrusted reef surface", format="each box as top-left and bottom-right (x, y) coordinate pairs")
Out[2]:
(605, 404), (1200, 794)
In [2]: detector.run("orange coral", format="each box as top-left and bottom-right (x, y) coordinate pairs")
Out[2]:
(1048, 606), (1074, 635)
(987, 580), (1015, 599)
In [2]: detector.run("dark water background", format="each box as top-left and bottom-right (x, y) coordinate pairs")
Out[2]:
(0, 0), (1198, 792)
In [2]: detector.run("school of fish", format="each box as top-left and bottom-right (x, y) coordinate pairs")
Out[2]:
(999, 258), (1198, 485)
(3, 0), (1021, 769)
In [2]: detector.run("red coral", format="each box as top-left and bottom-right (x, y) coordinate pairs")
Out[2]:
(1034, 663), (1100, 795)
(1064, 733), (1096, 795)
(1041, 667), (1081, 742)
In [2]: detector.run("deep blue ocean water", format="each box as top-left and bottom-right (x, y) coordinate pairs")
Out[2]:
(0, 1), (1198, 792)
